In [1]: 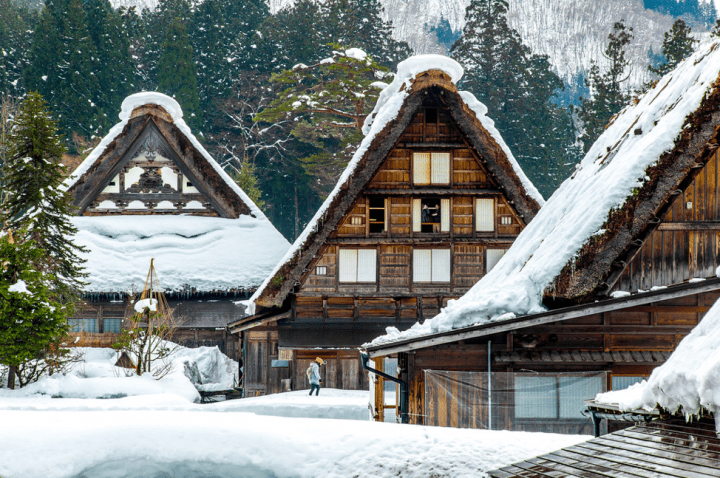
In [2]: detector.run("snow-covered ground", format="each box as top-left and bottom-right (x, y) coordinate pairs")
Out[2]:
(0, 398), (588, 478)
(0, 344), (589, 477)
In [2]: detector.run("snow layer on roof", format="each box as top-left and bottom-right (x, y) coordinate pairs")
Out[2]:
(247, 55), (541, 313)
(72, 215), (290, 292)
(63, 92), (267, 220)
(368, 39), (720, 348)
(594, 297), (720, 420)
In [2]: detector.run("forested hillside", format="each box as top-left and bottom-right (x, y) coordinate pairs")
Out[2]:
(0, 0), (714, 241)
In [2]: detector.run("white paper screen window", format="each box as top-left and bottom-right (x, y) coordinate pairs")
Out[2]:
(413, 249), (450, 282)
(476, 198), (494, 232)
(486, 248), (506, 273)
(357, 249), (377, 282)
(412, 199), (422, 232)
(339, 249), (358, 282)
(339, 249), (376, 282)
(316, 266), (327, 276)
(431, 249), (451, 282)
(431, 153), (450, 184)
(413, 249), (432, 282)
(441, 198), (450, 232)
(413, 153), (431, 184)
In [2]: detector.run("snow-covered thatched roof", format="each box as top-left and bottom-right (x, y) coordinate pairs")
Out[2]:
(245, 54), (543, 314)
(369, 39), (720, 348)
(595, 295), (720, 419)
(66, 93), (290, 293)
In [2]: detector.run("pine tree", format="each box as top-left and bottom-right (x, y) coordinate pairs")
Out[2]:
(256, 0), (323, 70)
(649, 19), (696, 77)
(24, 0), (106, 141)
(83, 0), (135, 122)
(0, 232), (71, 389)
(230, 155), (264, 210)
(139, 0), (192, 90)
(256, 47), (390, 195)
(320, 0), (411, 69)
(0, 92), (87, 300)
(157, 17), (203, 131)
(0, 0), (35, 97)
(578, 21), (633, 153)
(450, 0), (579, 196)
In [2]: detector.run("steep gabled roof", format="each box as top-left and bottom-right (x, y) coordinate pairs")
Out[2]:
(65, 92), (260, 219)
(65, 93), (291, 293)
(246, 55), (543, 312)
(369, 40), (720, 347)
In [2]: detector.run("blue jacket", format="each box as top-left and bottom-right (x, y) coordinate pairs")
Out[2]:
(309, 362), (321, 385)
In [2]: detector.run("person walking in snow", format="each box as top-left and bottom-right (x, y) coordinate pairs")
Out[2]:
(308, 357), (323, 396)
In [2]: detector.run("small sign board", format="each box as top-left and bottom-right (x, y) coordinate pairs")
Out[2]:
(271, 359), (290, 368)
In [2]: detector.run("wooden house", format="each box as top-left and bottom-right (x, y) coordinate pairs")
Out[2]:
(65, 92), (290, 360)
(228, 57), (543, 396)
(364, 39), (720, 432)
(489, 289), (720, 477)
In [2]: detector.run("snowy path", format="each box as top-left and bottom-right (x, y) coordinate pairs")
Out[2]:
(0, 407), (587, 478)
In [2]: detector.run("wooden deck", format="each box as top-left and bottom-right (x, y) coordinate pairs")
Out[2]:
(489, 417), (720, 477)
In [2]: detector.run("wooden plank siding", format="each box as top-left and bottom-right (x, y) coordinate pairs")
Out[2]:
(393, 291), (712, 428)
(245, 90), (538, 396)
(613, 150), (720, 293)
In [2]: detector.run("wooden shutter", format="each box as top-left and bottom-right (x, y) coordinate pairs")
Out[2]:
(412, 199), (422, 232)
(339, 249), (358, 282)
(440, 198), (450, 232)
(431, 249), (451, 282)
(413, 153), (431, 185)
(486, 248), (506, 273)
(476, 198), (494, 232)
(431, 152), (450, 184)
(357, 249), (377, 282)
(413, 249), (432, 282)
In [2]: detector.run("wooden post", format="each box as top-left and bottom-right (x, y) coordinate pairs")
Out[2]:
(375, 357), (384, 422)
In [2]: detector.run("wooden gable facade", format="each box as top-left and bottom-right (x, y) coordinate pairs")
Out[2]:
(364, 43), (720, 432)
(67, 104), (253, 218)
(65, 95), (267, 361)
(230, 69), (542, 397)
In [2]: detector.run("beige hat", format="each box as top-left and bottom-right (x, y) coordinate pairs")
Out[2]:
(315, 357), (324, 365)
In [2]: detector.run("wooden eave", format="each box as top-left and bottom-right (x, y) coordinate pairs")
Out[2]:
(364, 277), (720, 357)
(551, 75), (720, 302)
(67, 112), (253, 219)
(254, 71), (542, 309)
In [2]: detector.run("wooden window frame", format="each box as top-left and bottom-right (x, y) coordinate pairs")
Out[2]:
(476, 198), (495, 232)
(412, 152), (451, 186)
(412, 248), (452, 283)
(338, 248), (377, 283)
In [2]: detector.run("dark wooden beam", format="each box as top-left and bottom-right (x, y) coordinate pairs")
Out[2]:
(328, 236), (516, 245)
(658, 222), (720, 230)
(364, 188), (502, 196)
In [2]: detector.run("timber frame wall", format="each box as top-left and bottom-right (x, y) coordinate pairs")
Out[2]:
(239, 85), (540, 397)
(371, 288), (716, 433)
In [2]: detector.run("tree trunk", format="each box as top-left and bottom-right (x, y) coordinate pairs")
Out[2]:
(7, 365), (16, 390)
(294, 186), (299, 240)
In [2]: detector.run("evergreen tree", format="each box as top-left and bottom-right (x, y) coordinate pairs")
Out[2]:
(450, 0), (579, 196)
(320, 0), (411, 69)
(256, 47), (390, 196)
(0, 0), (35, 97)
(230, 156), (264, 210)
(0, 232), (70, 389)
(83, 0), (135, 122)
(25, 0), (106, 141)
(0, 92), (86, 300)
(157, 17), (203, 131)
(578, 21), (634, 153)
(649, 19), (696, 77)
(256, 0), (322, 70)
